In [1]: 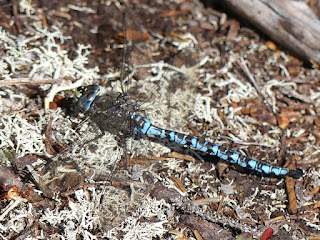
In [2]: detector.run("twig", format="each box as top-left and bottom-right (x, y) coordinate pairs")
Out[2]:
(0, 196), (27, 221)
(220, 135), (273, 148)
(12, 0), (23, 33)
(0, 78), (60, 87)
(238, 57), (271, 107)
(285, 158), (299, 214)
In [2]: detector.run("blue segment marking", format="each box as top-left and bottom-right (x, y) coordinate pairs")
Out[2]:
(169, 131), (175, 141)
(197, 141), (208, 152)
(175, 134), (187, 145)
(279, 168), (289, 175)
(148, 126), (161, 135)
(236, 158), (247, 168)
(141, 119), (152, 134)
(195, 141), (207, 152)
(190, 137), (197, 148)
(159, 129), (166, 138)
(230, 152), (240, 163)
(211, 145), (218, 155)
(261, 165), (271, 174)
(217, 150), (228, 160)
(247, 159), (258, 170)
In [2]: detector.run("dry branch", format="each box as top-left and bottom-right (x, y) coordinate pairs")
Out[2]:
(221, 0), (320, 64)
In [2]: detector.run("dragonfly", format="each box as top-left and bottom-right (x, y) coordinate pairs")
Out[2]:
(71, 84), (303, 179)
(62, 0), (304, 180)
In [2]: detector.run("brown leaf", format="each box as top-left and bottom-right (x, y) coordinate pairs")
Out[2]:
(116, 29), (149, 41)
(279, 112), (290, 128)
(159, 9), (190, 18)
(265, 40), (277, 50)
(225, 19), (240, 41)
(180, 214), (233, 240)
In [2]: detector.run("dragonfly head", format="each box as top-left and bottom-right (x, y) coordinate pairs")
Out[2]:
(71, 85), (101, 115)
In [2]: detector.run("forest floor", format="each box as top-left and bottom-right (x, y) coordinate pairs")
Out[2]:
(0, 0), (319, 239)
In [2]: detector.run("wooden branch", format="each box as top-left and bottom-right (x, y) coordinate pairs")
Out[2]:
(0, 78), (60, 87)
(221, 0), (320, 64)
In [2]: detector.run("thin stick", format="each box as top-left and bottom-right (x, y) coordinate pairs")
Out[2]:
(12, 0), (23, 33)
(238, 57), (272, 107)
(0, 78), (60, 87)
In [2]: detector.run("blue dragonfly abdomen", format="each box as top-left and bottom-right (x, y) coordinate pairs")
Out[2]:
(133, 115), (303, 178)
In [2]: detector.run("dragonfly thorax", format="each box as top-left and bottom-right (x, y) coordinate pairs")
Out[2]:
(88, 91), (140, 137)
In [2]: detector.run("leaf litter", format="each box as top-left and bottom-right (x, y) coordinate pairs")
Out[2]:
(0, 0), (319, 239)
